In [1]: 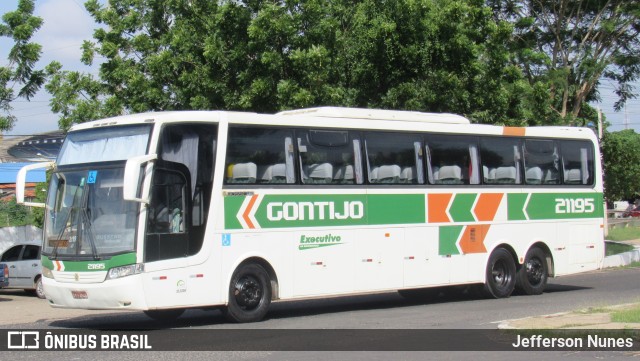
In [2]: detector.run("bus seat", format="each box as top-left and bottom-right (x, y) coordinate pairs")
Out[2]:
(437, 165), (462, 184)
(374, 165), (401, 183)
(304, 163), (333, 184)
(229, 162), (257, 183)
(259, 163), (287, 183)
(333, 165), (354, 184)
(400, 166), (416, 183)
(564, 169), (581, 184)
(525, 167), (543, 184)
(543, 168), (559, 184)
(495, 166), (516, 184)
(483, 166), (497, 184)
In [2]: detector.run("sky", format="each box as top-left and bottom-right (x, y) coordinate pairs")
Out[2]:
(1, 0), (639, 137)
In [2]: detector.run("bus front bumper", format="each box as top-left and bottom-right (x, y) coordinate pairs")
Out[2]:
(42, 275), (148, 310)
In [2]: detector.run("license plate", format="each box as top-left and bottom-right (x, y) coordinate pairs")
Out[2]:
(71, 290), (88, 299)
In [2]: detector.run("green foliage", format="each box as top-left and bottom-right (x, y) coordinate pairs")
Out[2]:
(606, 228), (640, 243)
(0, 0), (47, 131)
(0, 181), (46, 228)
(46, 0), (533, 128)
(601, 130), (640, 202)
(488, 0), (640, 124)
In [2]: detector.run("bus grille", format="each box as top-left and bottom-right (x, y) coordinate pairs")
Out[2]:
(54, 271), (107, 284)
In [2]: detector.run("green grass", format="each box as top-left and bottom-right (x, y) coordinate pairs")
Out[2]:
(611, 304), (640, 323)
(607, 226), (640, 241)
(605, 241), (635, 256)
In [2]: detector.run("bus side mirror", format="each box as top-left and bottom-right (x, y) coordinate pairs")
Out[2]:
(123, 154), (157, 203)
(16, 162), (54, 207)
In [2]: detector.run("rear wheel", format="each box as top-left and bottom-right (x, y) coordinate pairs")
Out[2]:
(516, 247), (548, 295)
(484, 248), (516, 298)
(223, 263), (271, 323)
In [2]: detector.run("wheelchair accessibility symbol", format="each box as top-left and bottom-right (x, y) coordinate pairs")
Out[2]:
(87, 170), (98, 184)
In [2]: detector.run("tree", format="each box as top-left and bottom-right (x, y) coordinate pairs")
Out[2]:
(601, 129), (640, 202)
(0, 0), (47, 131)
(46, 0), (529, 129)
(488, 0), (640, 126)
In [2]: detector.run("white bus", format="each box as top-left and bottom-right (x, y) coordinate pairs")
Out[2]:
(17, 107), (604, 322)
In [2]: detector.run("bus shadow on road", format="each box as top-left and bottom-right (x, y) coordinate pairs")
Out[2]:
(48, 284), (592, 330)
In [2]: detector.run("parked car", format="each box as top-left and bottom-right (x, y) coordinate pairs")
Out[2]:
(0, 263), (8, 288)
(623, 205), (640, 218)
(0, 243), (44, 298)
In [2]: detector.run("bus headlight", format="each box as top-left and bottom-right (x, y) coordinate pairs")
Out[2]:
(106, 264), (144, 280)
(42, 267), (53, 279)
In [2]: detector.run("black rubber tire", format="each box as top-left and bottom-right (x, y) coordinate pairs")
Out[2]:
(223, 263), (271, 323)
(515, 247), (548, 295)
(483, 248), (516, 298)
(144, 309), (185, 321)
(35, 277), (45, 299)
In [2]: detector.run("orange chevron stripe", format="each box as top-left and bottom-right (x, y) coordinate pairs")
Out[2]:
(242, 195), (259, 229)
(458, 224), (490, 254)
(503, 127), (526, 136)
(474, 193), (504, 221)
(428, 193), (452, 223)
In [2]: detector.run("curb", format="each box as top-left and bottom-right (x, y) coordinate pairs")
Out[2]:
(603, 241), (640, 268)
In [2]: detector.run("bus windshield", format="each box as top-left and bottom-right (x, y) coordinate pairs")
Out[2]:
(57, 124), (152, 165)
(44, 166), (138, 259)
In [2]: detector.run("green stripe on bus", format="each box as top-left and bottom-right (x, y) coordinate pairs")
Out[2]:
(439, 225), (463, 255)
(41, 252), (137, 272)
(449, 193), (477, 222)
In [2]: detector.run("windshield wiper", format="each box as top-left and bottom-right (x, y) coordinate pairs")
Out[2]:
(52, 183), (82, 260)
(81, 207), (101, 260)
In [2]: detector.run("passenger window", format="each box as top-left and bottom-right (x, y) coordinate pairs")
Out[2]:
(560, 140), (594, 185)
(426, 135), (480, 185)
(297, 129), (363, 185)
(479, 137), (522, 185)
(225, 127), (295, 184)
(365, 132), (424, 184)
(523, 139), (559, 185)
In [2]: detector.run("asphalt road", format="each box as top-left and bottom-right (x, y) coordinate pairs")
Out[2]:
(1, 266), (639, 360)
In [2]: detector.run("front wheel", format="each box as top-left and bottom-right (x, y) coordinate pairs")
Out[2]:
(223, 263), (272, 323)
(516, 247), (548, 295)
(483, 248), (516, 298)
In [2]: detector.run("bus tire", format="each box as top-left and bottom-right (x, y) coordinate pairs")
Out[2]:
(223, 263), (271, 323)
(516, 247), (548, 295)
(484, 248), (516, 299)
(144, 309), (185, 321)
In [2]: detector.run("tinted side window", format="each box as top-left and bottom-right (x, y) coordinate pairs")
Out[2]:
(523, 139), (560, 185)
(22, 245), (39, 260)
(225, 127), (295, 184)
(365, 132), (424, 184)
(560, 140), (594, 185)
(426, 135), (480, 185)
(1, 245), (22, 262)
(480, 137), (522, 185)
(297, 129), (363, 185)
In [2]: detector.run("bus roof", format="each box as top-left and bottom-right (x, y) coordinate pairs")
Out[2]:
(276, 107), (470, 124)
